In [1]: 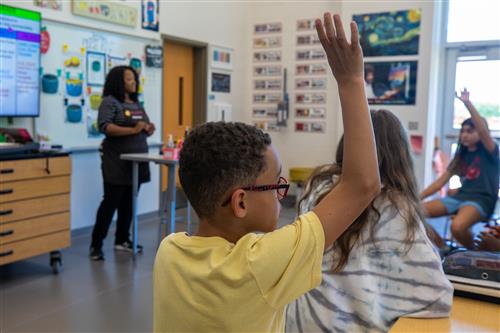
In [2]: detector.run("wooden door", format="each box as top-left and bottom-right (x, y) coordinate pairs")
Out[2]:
(162, 41), (194, 191)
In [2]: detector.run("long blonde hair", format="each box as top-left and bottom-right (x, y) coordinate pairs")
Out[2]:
(299, 109), (426, 272)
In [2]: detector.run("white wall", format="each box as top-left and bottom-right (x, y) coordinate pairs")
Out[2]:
(0, 0), (160, 136)
(1, 0), (162, 231)
(2, 1), (445, 231)
(244, 1), (444, 189)
(160, 2), (251, 123)
(246, 2), (342, 181)
(1, 1), (250, 230)
(5, 0), (160, 40)
(340, 1), (444, 188)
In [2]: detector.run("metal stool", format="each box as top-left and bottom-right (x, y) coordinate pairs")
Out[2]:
(158, 188), (192, 246)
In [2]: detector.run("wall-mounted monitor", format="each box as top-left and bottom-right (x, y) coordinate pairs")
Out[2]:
(0, 4), (41, 117)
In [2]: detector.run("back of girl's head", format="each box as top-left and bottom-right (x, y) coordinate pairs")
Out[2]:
(371, 109), (419, 196)
(300, 109), (424, 271)
(102, 65), (139, 103)
(329, 109), (418, 195)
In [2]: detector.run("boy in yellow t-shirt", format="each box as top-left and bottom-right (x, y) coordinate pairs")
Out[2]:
(153, 13), (381, 332)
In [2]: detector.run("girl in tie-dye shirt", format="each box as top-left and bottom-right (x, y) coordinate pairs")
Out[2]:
(286, 110), (452, 333)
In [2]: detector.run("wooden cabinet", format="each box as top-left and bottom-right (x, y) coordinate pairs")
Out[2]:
(0, 156), (71, 267)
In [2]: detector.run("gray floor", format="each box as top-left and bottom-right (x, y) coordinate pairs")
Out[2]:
(0, 207), (298, 333)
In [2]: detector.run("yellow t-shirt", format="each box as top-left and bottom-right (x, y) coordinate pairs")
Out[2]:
(153, 211), (324, 332)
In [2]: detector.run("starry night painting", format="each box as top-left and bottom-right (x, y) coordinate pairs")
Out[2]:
(353, 9), (421, 57)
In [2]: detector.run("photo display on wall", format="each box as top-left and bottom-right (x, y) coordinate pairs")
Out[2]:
(297, 34), (320, 46)
(253, 93), (282, 104)
(296, 49), (326, 61)
(353, 9), (421, 57)
(253, 107), (278, 118)
(254, 65), (282, 76)
(296, 63), (328, 75)
(295, 121), (326, 133)
(295, 107), (325, 119)
(364, 61), (417, 105)
(251, 21), (283, 131)
(294, 18), (328, 133)
(253, 50), (281, 63)
(211, 72), (230, 93)
(295, 78), (327, 90)
(351, 9), (420, 106)
(254, 79), (282, 90)
(296, 19), (315, 31)
(254, 22), (282, 34)
(253, 36), (282, 49)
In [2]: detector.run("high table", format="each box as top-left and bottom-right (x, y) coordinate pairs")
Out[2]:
(120, 153), (190, 256)
(390, 296), (500, 332)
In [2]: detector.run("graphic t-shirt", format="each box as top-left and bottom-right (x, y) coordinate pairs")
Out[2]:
(450, 143), (499, 216)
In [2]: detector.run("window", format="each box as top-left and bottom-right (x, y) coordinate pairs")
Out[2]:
(453, 59), (500, 131)
(441, 0), (500, 160)
(447, 0), (500, 43)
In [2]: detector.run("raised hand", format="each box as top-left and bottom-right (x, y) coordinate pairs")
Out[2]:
(456, 88), (470, 103)
(315, 13), (363, 85)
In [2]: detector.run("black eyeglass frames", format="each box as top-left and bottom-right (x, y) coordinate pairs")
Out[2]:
(221, 176), (290, 206)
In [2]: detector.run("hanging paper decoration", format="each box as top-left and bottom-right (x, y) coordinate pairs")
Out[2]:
(40, 26), (51, 54)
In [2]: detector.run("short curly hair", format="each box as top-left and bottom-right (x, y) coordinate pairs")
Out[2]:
(179, 122), (272, 218)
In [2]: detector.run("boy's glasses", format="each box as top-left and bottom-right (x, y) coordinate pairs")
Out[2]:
(221, 176), (290, 206)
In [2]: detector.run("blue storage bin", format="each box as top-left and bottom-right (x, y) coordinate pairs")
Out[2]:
(42, 74), (58, 94)
(67, 104), (82, 123)
(66, 79), (82, 97)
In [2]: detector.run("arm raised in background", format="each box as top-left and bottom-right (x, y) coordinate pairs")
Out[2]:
(420, 171), (452, 200)
(456, 88), (496, 153)
(312, 13), (381, 251)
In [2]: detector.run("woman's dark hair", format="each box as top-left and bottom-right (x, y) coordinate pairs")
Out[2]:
(102, 65), (139, 103)
(300, 109), (426, 272)
(448, 117), (488, 174)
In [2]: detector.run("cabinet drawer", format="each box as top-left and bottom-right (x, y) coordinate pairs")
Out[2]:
(0, 157), (71, 182)
(0, 194), (69, 224)
(0, 176), (70, 204)
(0, 230), (70, 265)
(0, 212), (69, 244)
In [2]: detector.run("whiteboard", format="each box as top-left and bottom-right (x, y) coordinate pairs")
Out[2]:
(36, 20), (162, 150)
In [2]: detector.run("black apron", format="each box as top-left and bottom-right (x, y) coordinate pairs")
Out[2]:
(100, 102), (151, 185)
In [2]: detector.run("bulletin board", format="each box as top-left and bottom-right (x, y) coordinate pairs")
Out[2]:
(36, 20), (162, 150)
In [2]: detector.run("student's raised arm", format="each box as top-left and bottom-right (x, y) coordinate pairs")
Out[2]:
(312, 13), (380, 250)
(420, 171), (452, 200)
(456, 88), (496, 153)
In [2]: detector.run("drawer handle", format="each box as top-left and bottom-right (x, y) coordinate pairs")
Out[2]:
(0, 209), (13, 216)
(0, 250), (14, 257)
(0, 189), (13, 195)
(0, 230), (14, 237)
(0, 169), (14, 174)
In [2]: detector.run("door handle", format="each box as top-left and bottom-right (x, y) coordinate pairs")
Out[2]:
(0, 189), (13, 195)
(179, 77), (184, 126)
(0, 209), (13, 216)
(0, 250), (14, 257)
(0, 169), (14, 174)
(0, 230), (14, 237)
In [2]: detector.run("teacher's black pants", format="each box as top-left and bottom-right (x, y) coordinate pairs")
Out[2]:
(91, 182), (138, 248)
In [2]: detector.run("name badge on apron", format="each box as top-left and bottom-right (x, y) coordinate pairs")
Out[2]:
(124, 108), (145, 121)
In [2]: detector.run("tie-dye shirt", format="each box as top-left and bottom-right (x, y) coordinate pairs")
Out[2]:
(286, 177), (453, 333)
